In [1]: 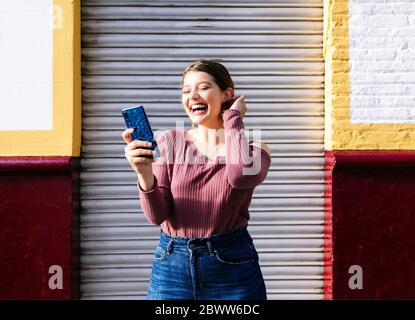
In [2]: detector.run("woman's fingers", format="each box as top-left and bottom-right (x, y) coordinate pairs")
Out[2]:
(125, 139), (153, 151)
(125, 147), (155, 158)
(229, 94), (247, 117)
(122, 131), (155, 174)
(228, 95), (240, 105)
(233, 95), (245, 107)
(131, 156), (155, 165)
(122, 128), (134, 144)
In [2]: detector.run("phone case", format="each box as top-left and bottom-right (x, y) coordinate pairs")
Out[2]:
(122, 105), (159, 158)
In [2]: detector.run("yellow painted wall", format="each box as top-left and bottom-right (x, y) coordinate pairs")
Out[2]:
(324, 0), (415, 150)
(3, 0), (414, 155)
(0, 0), (81, 156)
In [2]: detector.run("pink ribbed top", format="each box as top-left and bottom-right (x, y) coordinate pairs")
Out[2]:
(137, 109), (271, 237)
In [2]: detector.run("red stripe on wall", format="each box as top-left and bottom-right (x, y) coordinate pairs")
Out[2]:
(330, 150), (415, 299)
(0, 156), (74, 172)
(0, 156), (80, 299)
(330, 150), (415, 167)
(323, 151), (334, 300)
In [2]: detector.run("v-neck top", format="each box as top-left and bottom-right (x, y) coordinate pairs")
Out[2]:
(183, 128), (226, 162)
(137, 109), (271, 238)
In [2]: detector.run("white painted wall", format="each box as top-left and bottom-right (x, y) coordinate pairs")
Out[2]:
(349, 0), (415, 124)
(0, 0), (53, 130)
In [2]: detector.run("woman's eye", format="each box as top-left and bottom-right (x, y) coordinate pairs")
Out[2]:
(182, 91), (190, 95)
(200, 87), (209, 91)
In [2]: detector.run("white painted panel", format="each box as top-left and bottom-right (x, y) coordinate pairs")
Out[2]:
(0, 0), (53, 130)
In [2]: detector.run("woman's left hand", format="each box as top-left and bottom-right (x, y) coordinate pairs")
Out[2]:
(229, 95), (247, 118)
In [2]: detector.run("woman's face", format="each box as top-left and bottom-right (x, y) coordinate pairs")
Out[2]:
(182, 71), (232, 128)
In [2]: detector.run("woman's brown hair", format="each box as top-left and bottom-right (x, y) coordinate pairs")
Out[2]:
(182, 59), (234, 92)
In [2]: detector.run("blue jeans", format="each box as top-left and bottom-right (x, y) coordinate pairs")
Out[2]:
(147, 226), (267, 300)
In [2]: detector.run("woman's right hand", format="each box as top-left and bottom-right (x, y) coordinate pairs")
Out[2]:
(229, 95), (247, 118)
(122, 128), (155, 175)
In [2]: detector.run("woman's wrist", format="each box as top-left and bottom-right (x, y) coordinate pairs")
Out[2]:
(223, 108), (240, 117)
(138, 171), (155, 192)
(223, 109), (244, 131)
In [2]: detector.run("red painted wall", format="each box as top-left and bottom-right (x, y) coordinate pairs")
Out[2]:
(328, 151), (415, 299)
(323, 153), (334, 300)
(0, 157), (80, 299)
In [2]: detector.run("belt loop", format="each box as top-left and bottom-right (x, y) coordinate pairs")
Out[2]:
(207, 241), (215, 256)
(167, 239), (174, 254)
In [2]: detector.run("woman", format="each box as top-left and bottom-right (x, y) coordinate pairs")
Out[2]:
(122, 59), (271, 300)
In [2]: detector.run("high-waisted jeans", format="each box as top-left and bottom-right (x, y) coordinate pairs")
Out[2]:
(147, 226), (267, 300)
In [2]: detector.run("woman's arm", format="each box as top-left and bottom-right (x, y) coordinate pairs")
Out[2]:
(138, 162), (173, 225)
(223, 109), (271, 189)
(137, 131), (173, 225)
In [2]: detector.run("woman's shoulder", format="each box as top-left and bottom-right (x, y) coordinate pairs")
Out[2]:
(250, 140), (271, 157)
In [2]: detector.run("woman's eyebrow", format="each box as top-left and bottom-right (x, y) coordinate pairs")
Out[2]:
(182, 81), (212, 88)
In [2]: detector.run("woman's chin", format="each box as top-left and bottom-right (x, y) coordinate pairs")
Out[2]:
(191, 114), (209, 125)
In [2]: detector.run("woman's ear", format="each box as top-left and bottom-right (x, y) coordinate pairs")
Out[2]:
(223, 87), (234, 101)
(221, 88), (238, 112)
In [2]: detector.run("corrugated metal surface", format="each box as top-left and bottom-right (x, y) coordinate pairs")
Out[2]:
(80, 0), (325, 300)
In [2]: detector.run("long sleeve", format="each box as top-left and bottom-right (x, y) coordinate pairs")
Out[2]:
(223, 109), (271, 189)
(137, 130), (173, 225)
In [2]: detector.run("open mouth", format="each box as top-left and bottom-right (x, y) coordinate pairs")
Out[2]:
(191, 104), (208, 115)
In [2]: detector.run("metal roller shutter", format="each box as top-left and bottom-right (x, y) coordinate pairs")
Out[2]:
(80, 0), (324, 300)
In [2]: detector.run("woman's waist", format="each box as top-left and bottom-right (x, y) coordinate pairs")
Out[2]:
(158, 225), (252, 251)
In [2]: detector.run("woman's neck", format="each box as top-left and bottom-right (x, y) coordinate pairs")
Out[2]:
(194, 123), (225, 148)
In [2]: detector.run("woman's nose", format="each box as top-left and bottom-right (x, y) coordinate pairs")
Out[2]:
(189, 89), (199, 99)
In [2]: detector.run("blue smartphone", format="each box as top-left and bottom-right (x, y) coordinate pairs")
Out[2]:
(121, 105), (159, 158)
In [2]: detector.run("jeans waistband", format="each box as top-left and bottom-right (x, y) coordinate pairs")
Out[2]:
(159, 226), (252, 254)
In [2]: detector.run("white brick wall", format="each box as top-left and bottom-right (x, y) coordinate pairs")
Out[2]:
(348, 0), (415, 123)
